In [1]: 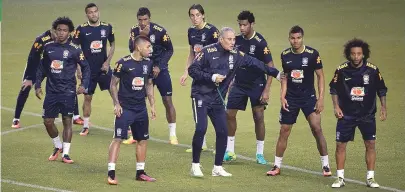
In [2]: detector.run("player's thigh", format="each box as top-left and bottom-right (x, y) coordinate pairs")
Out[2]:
(279, 100), (300, 125)
(301, 96), (317, 118)
(226, 85), (248, 111)
(131, 117), (149, 141)
(336, 117), (358, 142)
(98, 69), (112, 91)
(42, 94), (60, 119)
(60, 94), (76, 118)
(191, 97), (208, 132)
(248, 84), (267, 109)
(85, 76), (99, 96)
(358, 116), (376, 141)
(153, 69), (173, 97)
(208, 106), (227, 134)
(113, 109), (135, 140)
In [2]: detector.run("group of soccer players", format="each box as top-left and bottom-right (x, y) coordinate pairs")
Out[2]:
(11, 2), (388, 188)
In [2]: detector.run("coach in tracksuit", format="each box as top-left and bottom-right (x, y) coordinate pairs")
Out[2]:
(188, 27), (281, 177)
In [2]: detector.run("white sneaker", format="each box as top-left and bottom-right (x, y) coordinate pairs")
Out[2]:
(366, 178), (380, 188)
(190, 163), (204, 177)
(212, 166), (232, 177)
(331, 177), (345, 188)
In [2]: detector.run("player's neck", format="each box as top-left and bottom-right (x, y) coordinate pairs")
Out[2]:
(88, 20), (100, 27)
(131, 53), (143, 61)
(350, 60), (364, 68)
(244, 30), (256, 40)
(291, 45), (305, 54)
(56, 39), (68, 44)
(196, 22), (206, 29)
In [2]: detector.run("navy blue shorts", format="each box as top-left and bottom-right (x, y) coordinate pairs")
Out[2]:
(153, 69), (172, 97)
(113, 108), (149, 140)
(42, 94), (76, 118)
(227, 84), (266, 110)
(85, 69), (112, 95)
(279, 96), (317, 124)
(336, 116), (376, 142)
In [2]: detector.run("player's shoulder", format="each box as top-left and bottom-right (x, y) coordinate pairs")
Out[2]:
(281, 47), (292, 56)
(201, 43), (219, 54)
(253, 32), (267, 44)
(303, 46), (319, 55)
(79, 22), (89, 28)
(336, 61), (350, 71)
(68, 42), (81, 50)
(205, 23), (217, 31)
(43, 40), (55, 48)
(151, 22), (166, 33)
(36, 30), (52, 42)
(365, 61), (379, 71)
(100, 21), (112, 27)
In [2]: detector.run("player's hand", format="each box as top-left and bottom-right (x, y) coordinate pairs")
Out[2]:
(180, 72), (188, 86)
(380, 107), (387, 121)
(35, 88), (43, 100)
(214, 74), (226, 84)
(315, 99), (324, 114)
(334, 106), (344, 119)
(76, 69), (82, 80)
(76, 86), (86, 95)
(260, 89), (270, 104)
(153, 66), (160, 78)
(21, 79), (33, 91)
(150, 107), (156, 120)
(139, 25), (150, 36)
(101, 62), (110, 73)
(114, 104), (123, 117)
(281, 97), (289, 112)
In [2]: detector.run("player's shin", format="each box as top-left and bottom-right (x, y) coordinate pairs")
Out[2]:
(108, 139), (121, 184)
(44, 118), (58, 138)
(14, 86), (31, 120)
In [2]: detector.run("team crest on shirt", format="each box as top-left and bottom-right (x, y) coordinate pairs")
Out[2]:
(143, 65), (148, 74)
(229, 55), (234, 69)
(100, 29), (106, 37)
(249, 45), (256, 54)
(150, 34), (155, 43)
(63, 50), (69, 58)
(201, 33), (206, 42)
(302, 57), (308, 66)
(363, 74), (369, 84)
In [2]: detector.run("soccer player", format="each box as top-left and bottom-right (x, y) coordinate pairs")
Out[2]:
(181, 4), (219, 152)
(35, 17), (90, 164)
(11, 29), (84, 128)
(266, 26), (331, 176)
(188, 27), (280, 177)
(107, 36), (156, 184)
(224, 11), (274, 165)
(73, 3), (116, 136)
(128, 7), (177, 145)
(330, 39), (387, 188)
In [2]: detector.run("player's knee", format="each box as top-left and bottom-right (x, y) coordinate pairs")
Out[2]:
(162, 97), (174, 107)
(280, 125), (291, 136)
(84, 95), (93, 103)
(43, 118), (54, 127)
(136, 140), (147, 146)
(336, 142), (347, 152)
(252, 111), (264, 123)
(112, 138), (122, 143)
(226, 111), (237, 120)
(364, 140), (376, 151)
(311, 126), (323, 136)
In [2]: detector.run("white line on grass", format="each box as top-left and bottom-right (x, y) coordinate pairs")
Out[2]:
(1, 120), (62, 135)
(0, 179), (75, 192)
(1, 106), (404, 192)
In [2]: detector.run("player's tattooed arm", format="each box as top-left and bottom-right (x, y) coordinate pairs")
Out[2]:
(110, 75), (120, 106)
(146, 79), (156, 119)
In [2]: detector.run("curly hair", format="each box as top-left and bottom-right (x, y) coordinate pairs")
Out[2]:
(344, 38), (370, 61)
(238, 10), (255, 23)
(52, 17), (75, 32)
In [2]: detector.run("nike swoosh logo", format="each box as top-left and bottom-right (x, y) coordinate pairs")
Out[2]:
(129, 68), (135, 71)
(286, 61), (292, 64)
(345, 78), (351, 81)
(213, 57), (219, 60)
(86, 33), (92, 36)
(48, 51), (54, 53)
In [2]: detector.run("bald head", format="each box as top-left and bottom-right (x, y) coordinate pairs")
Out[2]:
(219, 27), (236, 51)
